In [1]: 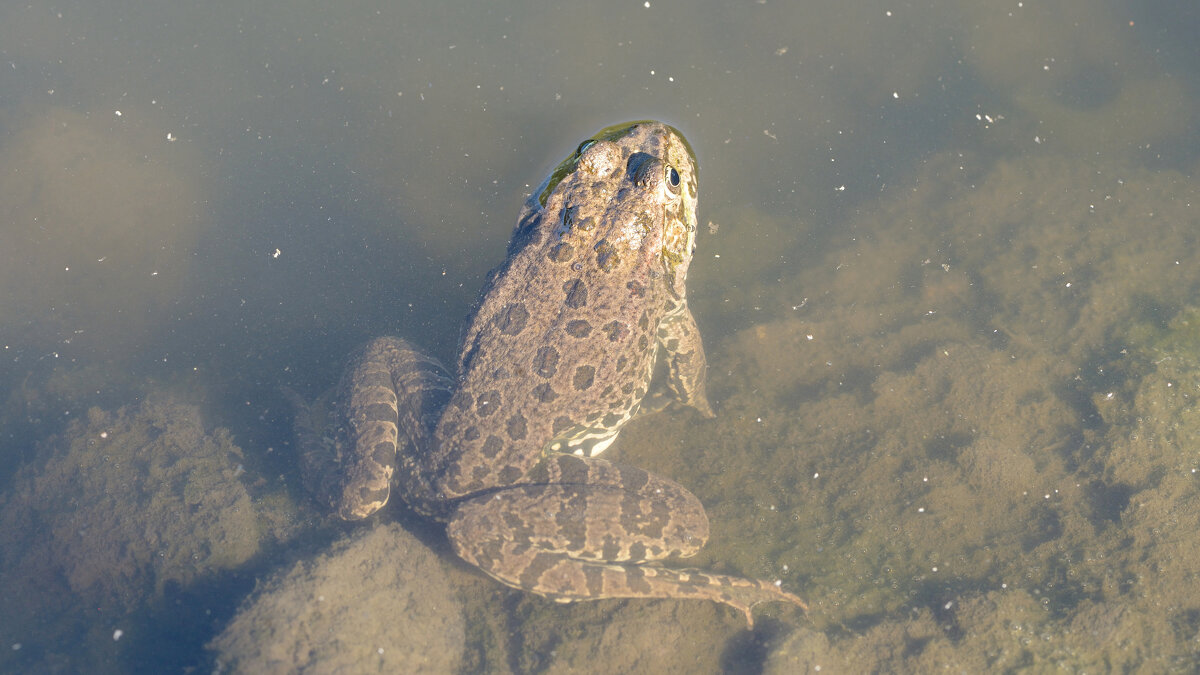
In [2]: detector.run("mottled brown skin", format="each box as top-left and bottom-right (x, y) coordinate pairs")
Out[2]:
(293, 121), (805, 626)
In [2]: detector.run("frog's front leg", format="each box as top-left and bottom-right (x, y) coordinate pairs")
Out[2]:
(651, 300), (715, 418)
(446, 455), (805, 627)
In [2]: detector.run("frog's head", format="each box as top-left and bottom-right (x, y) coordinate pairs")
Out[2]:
(536, 120), (699, 296)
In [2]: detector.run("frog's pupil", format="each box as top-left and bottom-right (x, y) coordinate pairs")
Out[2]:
(668, 167), (680, 187)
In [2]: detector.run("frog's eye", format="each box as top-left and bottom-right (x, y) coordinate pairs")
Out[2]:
(665, 165), (682, 195)
(576, 139), (596, 156)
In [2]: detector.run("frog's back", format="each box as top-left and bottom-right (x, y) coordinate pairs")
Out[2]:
(432, 121), (701, 499)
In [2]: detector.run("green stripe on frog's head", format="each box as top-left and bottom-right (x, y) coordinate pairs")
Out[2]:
(539, 121), (698, 208)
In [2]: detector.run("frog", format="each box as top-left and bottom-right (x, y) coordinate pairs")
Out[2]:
(291, 121), (806, 626)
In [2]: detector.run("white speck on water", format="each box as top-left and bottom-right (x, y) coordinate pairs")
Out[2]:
(113, 629), (123, 641)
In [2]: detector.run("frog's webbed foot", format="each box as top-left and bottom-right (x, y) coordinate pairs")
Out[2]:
(282, 385), (360, 516)
(674, 571), (807, 628)
(550, 563), (805, 628)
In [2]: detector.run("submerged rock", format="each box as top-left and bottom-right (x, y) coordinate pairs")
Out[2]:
(210, 522), (463, 674)
(0, 396), (259, 670)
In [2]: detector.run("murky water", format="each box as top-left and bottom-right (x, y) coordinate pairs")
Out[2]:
(2, 0), (1199, 671)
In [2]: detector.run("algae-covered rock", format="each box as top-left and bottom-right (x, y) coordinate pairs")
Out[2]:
(0, 396), (259, 669)
(209, 522), (463, 674)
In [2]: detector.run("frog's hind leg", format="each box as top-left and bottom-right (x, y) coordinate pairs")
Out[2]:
(446, 455), (806, 627)
(313, 336), (453, 520)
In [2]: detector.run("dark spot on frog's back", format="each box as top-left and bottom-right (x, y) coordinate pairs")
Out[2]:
(553, 415), (574, 434)
(548, 242), (575, 263)
(569, 209), (595, 232)
(603, 320), (629, 342)
(564, 279), (587, 308)
(532, 346), (560, 378)
(496, 303), (529, 335)
(573, 365), (596, 391)
(532, 382), (558, 402)
(481, 434), (504, 458)
(506, 413), (527, 440)
(594, 240), (620, 271)
(565, 319), (592, 338)
(498, 465), (524, 484)
(476, 390), (502, 417)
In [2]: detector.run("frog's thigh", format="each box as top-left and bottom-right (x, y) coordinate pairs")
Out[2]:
(447, 467), (709, 595)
